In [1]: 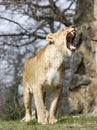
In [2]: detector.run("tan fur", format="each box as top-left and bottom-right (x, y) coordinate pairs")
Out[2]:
(22, 26), (75, 124)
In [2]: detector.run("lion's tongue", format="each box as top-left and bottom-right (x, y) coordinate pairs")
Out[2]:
(69, 44), (76, 51)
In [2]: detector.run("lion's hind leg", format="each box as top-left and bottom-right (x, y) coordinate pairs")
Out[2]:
(23, 84), (33, 122)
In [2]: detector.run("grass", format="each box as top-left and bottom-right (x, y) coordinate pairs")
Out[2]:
(0, 115), (97, 130)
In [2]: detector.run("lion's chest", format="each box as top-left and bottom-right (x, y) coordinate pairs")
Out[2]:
(43, 48), (64, 89)
(45, 68), (61, 87)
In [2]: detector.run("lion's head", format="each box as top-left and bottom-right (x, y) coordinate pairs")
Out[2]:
(46, 26), (76, 55)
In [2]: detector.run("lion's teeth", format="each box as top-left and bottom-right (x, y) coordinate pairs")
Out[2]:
(71, 32), (74, 36)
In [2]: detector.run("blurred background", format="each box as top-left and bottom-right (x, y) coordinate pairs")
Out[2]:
(0, 0), (97, 120)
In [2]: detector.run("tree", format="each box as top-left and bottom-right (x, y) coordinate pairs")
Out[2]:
(67, 0), (97, 115)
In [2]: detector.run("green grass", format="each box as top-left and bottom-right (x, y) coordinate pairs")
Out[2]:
(0, 115), (97, 130)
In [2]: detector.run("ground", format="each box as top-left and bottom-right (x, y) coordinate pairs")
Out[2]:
(0, 115), (97, 130)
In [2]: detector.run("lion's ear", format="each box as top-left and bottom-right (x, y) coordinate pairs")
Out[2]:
(46, 33), (55, 43)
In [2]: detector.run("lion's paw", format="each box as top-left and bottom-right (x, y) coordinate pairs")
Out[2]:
(49, 118), (58, 124)
(38, 118), (48, 125)
(21, 110), (36, 122)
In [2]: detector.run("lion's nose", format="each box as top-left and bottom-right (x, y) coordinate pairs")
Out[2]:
(72, 25), (75, 28)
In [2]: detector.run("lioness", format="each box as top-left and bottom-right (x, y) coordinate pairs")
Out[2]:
(22, 26), (76, 124)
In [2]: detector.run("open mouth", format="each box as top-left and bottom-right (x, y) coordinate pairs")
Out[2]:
(66, 29), (76, 51)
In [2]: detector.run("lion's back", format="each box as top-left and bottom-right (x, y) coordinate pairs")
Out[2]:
(22, 56), (36, 85)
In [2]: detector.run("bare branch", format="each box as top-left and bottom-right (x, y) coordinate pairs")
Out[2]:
(0, 33), (26, 37)
(0, 16), (30, 33)
(49, 0), (72, 26)
(0, 1), (32, 5)
(0, 31), (45, 39)
(64, 1), (75, 12)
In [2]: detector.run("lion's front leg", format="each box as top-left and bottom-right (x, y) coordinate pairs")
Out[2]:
(49, 87), (62, 124)
(33, 87), (48, 124)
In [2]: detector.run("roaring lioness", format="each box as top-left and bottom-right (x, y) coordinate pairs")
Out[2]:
(22, 26), (76, 124)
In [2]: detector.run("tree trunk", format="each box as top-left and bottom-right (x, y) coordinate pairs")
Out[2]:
(67, 0), (97, 115)
(74, 0), (95, 25)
